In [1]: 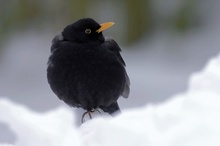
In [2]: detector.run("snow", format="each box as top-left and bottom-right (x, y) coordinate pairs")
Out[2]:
(0, 98), (81, 146)
(1, 54), (220, 146)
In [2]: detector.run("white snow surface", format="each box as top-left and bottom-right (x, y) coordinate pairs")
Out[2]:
(1, 54), (220, 146)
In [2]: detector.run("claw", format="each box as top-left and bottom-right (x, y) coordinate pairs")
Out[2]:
(81, 111), (92, 123)
(81, 109), (102, 123)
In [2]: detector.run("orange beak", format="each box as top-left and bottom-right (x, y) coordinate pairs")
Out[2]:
(96, 22), (115, 33)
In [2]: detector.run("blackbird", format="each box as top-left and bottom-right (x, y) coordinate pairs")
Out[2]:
(47, 18), (130, 121)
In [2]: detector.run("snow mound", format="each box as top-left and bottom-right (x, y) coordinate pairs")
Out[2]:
(1, 54), (220, 146)
(0, 99), (81, 146)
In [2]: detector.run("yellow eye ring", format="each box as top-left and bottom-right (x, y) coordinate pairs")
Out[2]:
(85, 29), (91, 34)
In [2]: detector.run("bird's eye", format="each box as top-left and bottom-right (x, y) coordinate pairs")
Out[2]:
(85, 29), (92, 34)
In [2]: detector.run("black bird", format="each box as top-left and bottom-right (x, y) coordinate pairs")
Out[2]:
(47, 18), (130, 122)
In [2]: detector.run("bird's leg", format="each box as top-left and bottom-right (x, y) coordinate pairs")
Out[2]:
(81, 111), (89, 123)
(81, 108), (102, 123)
(81, 109), (94, 123)
(88, 111), (93, 119)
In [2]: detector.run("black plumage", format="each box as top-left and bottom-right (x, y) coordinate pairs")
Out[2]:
(47, 18), (130, 120)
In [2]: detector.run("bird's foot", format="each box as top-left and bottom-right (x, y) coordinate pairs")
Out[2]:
(81, 109), (102, 123)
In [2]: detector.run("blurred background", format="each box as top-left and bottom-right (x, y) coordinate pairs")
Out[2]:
(0, 0), (220, 142)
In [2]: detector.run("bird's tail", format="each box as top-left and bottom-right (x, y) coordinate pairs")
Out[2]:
(100, 102), (121, 115)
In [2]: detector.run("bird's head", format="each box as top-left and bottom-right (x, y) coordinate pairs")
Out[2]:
(62, 18), (114, 44)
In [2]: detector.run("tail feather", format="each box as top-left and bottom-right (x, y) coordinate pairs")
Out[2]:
(100, 102), (120, 115)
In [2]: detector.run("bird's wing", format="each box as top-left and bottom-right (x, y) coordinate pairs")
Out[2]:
(104, 37), (126, 66)
(122, 71), (130, 98)
(104, 37), (130, 98)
